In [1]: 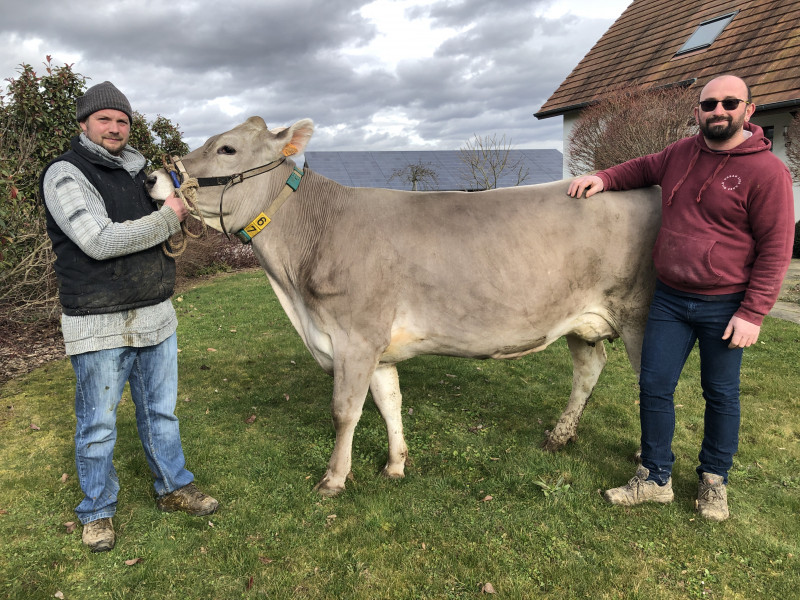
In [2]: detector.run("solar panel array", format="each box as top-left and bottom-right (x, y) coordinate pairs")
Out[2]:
(303, 149), (564, 191)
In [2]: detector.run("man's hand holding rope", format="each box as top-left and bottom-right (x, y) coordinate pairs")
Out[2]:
(164, 192), (189, 222)
(158, 161), (206, 257)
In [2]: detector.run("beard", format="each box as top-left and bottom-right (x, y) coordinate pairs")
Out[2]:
(100, 137), (126, 156)
(700, 113), (745, 141)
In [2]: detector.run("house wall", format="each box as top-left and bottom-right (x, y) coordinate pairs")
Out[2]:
(561, 111), (800, 221)
(561, 112), (580, 179)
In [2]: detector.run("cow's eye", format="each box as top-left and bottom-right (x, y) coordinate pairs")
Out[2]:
(217, 145), (236, 155)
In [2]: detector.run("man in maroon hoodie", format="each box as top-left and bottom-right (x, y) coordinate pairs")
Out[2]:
(568, 75), (794, 521)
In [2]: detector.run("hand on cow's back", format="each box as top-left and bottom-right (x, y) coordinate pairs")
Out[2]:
(567, 175), (605, 199)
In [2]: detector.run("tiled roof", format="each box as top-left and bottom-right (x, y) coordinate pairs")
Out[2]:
(304, 150), (564, 190)
(536, 0), (800, 118)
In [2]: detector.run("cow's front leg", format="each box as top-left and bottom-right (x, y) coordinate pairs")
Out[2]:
(314, 350), (377, 497)
(370, 364), (408, 479)
(544, 335), (607, 451)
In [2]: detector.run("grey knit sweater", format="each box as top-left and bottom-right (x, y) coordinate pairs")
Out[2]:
(43, 134), (182, 356)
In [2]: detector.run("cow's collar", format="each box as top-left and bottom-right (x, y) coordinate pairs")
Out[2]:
(167, 156), (293, 240)
(233, 165), (305, 243)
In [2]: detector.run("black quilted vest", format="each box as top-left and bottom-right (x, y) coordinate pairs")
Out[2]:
(41, 136), (175, 316)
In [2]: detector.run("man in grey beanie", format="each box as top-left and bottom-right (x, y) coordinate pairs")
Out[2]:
(40, 81), (218, 552)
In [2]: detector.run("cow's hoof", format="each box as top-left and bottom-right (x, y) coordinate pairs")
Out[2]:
(542, 432), (574, 452)
(542, 439), (563, 452)
(313, 476), (346, 497)
(314, 480), (345, 497)
(381, 464), (406, 480)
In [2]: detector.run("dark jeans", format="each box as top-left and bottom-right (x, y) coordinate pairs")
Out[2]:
(639, 286), (744, 485)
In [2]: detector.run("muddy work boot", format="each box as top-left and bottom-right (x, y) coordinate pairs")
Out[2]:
(604, 465), (674, 506)
(697, 472), (729, 522)
(82, 517), (115, 552)
(157, 483), (219, 516)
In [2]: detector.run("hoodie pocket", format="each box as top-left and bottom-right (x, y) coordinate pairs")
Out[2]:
(653, 228), (722, 289)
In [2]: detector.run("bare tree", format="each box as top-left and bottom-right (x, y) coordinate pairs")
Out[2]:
(567, 84), (699, 176)
(388, 160), (440, 191)
(785, 112), (800, 183)
(458, 133), (529, 190)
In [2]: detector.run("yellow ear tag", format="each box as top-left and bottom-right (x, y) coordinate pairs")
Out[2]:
(282, 144), (299, 157)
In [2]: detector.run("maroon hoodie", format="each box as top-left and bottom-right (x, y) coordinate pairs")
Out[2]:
(596, 122), (794, 326)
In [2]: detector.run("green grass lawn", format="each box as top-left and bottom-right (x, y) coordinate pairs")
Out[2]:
(1, 269), (798, 599)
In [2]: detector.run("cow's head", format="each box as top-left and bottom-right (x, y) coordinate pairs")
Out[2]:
(147, 116), (314, 233)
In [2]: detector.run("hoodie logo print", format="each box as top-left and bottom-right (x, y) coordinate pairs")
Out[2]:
(721, 174), (742, 191)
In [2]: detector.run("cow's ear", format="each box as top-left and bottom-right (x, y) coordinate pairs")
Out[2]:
(280, 119), (314, 157)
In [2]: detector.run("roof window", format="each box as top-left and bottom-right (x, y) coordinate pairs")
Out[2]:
(675, 12), (737, 56)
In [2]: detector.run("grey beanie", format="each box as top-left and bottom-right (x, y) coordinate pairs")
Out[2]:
(76, 81), (133, 122)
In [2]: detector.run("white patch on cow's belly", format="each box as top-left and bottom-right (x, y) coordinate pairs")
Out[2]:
(382, 310), (616, 363)
(488, 312), (616, 359)
(381, 321), (543, 362)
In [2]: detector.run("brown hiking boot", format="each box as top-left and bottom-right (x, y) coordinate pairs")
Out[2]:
(156, 483), (218, 516)
(82, 517), (115, 552)
(697, 472), (729, 522)
(604, 465), (674, 506)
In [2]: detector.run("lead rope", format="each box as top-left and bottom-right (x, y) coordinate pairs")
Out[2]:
(160, 155), (208, 258)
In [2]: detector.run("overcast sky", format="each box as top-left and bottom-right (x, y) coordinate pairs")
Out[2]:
(0, 0), (630, 153)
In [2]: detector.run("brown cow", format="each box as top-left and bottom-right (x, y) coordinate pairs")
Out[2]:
(148, 116), (660, 496)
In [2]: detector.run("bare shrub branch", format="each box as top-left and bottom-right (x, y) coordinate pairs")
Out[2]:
(567, 84), (699, 176)
(785, 112), (800, 183)
(173, 222), (258, 280)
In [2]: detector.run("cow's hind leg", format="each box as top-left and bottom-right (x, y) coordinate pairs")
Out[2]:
(314, 349), (378, 497)
(544, 334), (607, 451)
(620, 322), (647, 463)
(370, 365), (409, 479)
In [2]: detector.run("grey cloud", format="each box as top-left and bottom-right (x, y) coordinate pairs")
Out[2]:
(0, 0), (620, 153)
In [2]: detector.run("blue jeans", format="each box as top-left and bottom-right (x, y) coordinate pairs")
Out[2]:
(639, 286), (744, 486)
(71, 333), (193, 523)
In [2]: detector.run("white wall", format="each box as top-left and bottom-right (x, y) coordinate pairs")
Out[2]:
(561, 113), (580, 178)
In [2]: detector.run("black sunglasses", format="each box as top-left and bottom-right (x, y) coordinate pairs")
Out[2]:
(698, 98), (750, 112)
